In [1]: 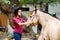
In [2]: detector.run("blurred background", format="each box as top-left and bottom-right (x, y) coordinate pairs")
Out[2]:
(0, 0), (60, 40)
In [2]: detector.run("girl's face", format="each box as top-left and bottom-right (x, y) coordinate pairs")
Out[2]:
(18, 9), (22, 16)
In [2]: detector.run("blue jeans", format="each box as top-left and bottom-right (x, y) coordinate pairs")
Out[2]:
(14, 32), (22, 40)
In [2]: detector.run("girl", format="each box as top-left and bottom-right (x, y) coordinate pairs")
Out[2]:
(13, 7), (32, 40)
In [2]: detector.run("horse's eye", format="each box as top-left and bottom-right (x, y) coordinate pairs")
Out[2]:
(30, 16), (32, 18)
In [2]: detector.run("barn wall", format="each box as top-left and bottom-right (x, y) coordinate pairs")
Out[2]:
(48, 3), (60, 19)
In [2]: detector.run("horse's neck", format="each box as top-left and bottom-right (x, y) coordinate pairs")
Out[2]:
(37, 11), (47, 29)
(37, 10), (57, 29)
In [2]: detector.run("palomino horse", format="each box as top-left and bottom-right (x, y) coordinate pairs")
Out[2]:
(31, 10), (60, 40)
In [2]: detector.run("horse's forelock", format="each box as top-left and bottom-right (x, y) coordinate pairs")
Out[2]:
(32, 9), (38, 15)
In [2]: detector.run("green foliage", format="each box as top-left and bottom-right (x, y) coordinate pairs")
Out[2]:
(1, 0), (60, 5)
(20, 0), (60, 5)
(2, 0), (11, 4)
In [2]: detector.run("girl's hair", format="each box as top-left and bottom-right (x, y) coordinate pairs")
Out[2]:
(14, 7), (22, 16)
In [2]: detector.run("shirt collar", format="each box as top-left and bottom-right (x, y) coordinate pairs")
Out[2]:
(16, 15), (21, 19)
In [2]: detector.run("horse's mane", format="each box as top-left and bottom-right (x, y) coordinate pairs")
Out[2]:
(47, 13), (60, 20)
(37, 11), (60, 20)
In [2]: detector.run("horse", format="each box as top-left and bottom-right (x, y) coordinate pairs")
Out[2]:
(31, 10), (60, 40)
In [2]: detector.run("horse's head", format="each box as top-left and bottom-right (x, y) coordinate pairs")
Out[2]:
(31, 10), (40, 24)
(27, 10), (39, 26)
(32, 9), (44, 25)
(27, 9), (42, 27)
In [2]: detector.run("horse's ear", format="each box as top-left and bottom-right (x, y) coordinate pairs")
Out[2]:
(32, 11), (35, 15)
